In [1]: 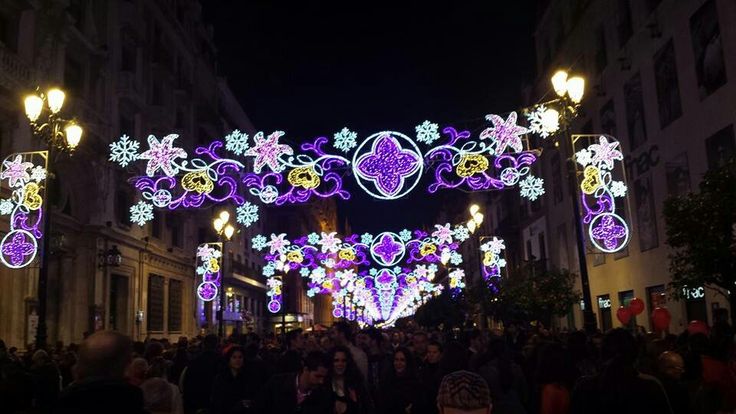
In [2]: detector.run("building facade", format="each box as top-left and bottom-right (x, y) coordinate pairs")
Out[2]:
(0, 0), (267, 348)
(489, 0), (736, 332)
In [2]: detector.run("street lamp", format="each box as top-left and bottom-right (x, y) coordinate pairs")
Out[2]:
(212, 210), (234, 338)
(549, 70), (596, 333)
(23, 87), (83, 349)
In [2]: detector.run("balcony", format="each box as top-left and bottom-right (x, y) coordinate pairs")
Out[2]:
(0, 42), (32, 89)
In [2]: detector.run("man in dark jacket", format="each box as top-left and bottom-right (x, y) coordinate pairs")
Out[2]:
(257, 351), (332, 414)
(182, 334), (221, 413)
(54, 331), (146, 414)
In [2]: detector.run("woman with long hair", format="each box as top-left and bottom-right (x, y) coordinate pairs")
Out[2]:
(327, 345), (371, 414)
(210, 346), (259, 414)
(379, 347), (420, 414)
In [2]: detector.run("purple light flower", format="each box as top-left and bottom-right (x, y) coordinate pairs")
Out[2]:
(356, 134), (420, 196)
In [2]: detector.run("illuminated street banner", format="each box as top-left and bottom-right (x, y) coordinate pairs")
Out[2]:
(572, 135), (631, 253)
(195, 242), (223, 302)
(0, 151), (48, 269)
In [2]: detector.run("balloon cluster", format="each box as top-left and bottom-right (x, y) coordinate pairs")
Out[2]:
(615, 297), (645, 325)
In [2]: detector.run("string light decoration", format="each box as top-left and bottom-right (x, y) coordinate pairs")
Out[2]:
(480, 237), (507, 283)
(252, 223), (468, 323)
(111, 108), (556, 216)
(573, 135), (630, 253)
(0, 152), (47, 269)
(195, 242), (222, 302)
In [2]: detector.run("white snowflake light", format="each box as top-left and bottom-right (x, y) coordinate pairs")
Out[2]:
(519, 175), (545, 201)
(415, 120), (440, 145)
(575, 148), (593, 167)
(526, 105), (559, 138)
(109, 135), (141, 167)
(235, 201), (259, 227)
(30, 166), (46, 182)
(610, 181), (627, 198)
(129, 200), (154, 226)
(453, 226), (470, 242)
(300, 267), (311, 277)
(450, 251), (463, 266)
(225, 130), (249, 155)
(0, 199), (13, 215)
(307, 232), (321, 245)
(360, 233), (374, 245)
(262, 264), (276, 277)
(398, 229), (413, 242)
(333, 127), (358, 153)
(251, 235), (268, 251)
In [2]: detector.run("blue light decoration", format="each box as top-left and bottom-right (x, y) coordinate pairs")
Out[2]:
(252, 223), (469, 324)
(572, 135), (631, 253)
(0, 152), (48, 269)
(195, 242), (222, 302)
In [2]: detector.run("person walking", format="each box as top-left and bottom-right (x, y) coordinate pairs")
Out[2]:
(327, 345), (371, 414)
(210, 346), (260, 414)
(379, 347), (420, 414)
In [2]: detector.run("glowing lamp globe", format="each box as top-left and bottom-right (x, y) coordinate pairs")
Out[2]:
(473, 212), (484, 226)
(218, 210), (230, 223)
(466, 219), (476, 234)
(24, 95), (43, 122)
(224, 224), (235, 240)
(64, 123), (83, 149)
(213, 217), (224, 233)
(47, 88), (66, 113)
(551, 70), (569, 97)
(566, 76), (585, 103)
(469, 204), (480, 215)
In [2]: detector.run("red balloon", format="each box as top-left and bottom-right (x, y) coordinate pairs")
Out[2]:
(616, 306), (632, 325)
(629, 298), (645, 316)
(687, 320), (709, 335)
(651, 307), (671, 331)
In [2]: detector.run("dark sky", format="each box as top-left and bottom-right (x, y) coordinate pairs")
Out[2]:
(202, 1), (539, 233)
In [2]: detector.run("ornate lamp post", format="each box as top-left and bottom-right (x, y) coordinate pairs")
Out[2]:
(23, 87), (83, 349)
(212, 210), (234, 338)
(548, 70), (595, 332)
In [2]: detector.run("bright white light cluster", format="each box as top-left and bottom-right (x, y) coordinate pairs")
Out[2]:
(129, 200), (154, 226)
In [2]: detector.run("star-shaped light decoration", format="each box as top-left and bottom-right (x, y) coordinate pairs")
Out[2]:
(1, 155), (34, 187)
(431, 224), (453, 245)
(244, 131), (294, 174)
(481, 237), (505, 254)
(319, 232), (342, 253)
(196, 244), (216, 259)
(591, 214), (628, 251)
(480, 112), (529, 155)
(589, 136), (623, 170)
(267, 233), (290, 255)
(355, 134), (421, 197)
(138, 134), (187, 177)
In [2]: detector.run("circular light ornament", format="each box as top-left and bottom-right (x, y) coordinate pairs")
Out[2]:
(268, 299), (282, 313)
(196, 281), (218, 302)
(588, 212), (630, 253)
(0, 230), (38, 269)
(370, 232), (406, 267)
(352, 132), (423, 200)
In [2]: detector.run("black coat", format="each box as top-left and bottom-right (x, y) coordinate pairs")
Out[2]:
(54, 377), (147, 414)
(210, 367), (263, 414)
(182, 349), (221, 411)
(256, 373), (333, 414)
(379, 373), (420, 414)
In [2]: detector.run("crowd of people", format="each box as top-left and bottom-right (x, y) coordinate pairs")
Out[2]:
(0, 319), (735, 414)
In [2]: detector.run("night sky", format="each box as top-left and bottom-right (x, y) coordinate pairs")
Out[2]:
(202, 1), (538, 233)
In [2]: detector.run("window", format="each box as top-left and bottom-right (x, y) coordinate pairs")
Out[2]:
(624, 72), (647, 151)
(690, 0), (727, 99)
(147, 274), (165, 331)
(654, 40), (682, 128)
(616, 0), (632, 48)
(705, 125), (735, 170)
(646, 285), (667, 329)
(168, 279), (182, 331)
(597, 294), (613, 331)
(115, 189), (132, 225)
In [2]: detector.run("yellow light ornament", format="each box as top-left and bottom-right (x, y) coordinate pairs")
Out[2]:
(287, 166), (321, 189)
(208, 257), (220, 273)
(483, 251), (497, 267)
(580, 166), (602, 195)
(338, 248), (356, 261)
(22, 182), (43, 210)
(419, 243), (437, 256)
(286, 251), (304, 263)
(456, 154), (489, 178)
(182, 170), (214, 194)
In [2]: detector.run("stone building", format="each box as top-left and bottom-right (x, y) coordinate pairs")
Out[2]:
(485, 0), (735, 331)
(0, 0), (266, 348)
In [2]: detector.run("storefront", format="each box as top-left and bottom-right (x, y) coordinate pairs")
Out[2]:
(597, 294), (612, 331)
